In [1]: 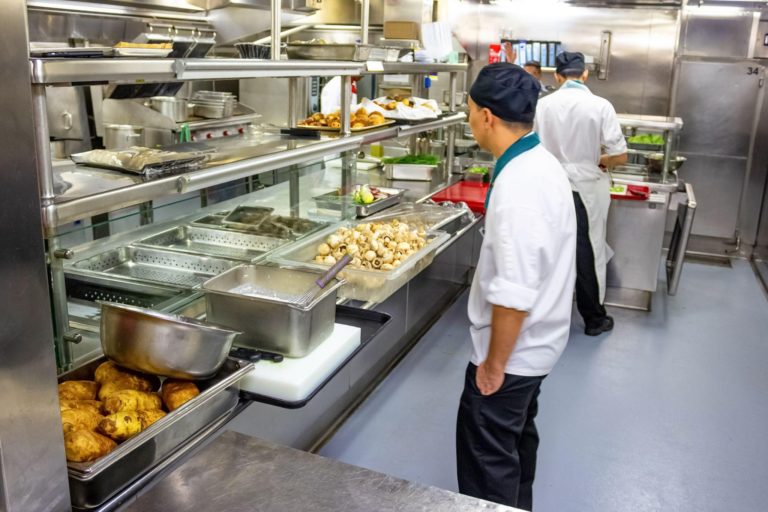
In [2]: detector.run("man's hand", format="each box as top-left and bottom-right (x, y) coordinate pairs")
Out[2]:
(502, 42), (517, 64)
(599, 153), (628, 170)
(476, 362), (505, 396)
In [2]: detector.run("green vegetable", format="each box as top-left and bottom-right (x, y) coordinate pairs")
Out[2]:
(381, 154), (441, 166)
(468, 166), (489, 175)
(627, 133), (665, 146)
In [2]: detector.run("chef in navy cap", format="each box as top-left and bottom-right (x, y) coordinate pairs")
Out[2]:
(456, 62), (576, 511)
(535, 52), (628, 337)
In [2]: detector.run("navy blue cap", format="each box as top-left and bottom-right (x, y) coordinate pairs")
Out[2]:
(555, 51), (585, 75)
(469, 63), (539, 123)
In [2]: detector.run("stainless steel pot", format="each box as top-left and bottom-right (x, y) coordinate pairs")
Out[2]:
(103, 124), (143, 150)
(148, 96), (189, 123)
(100, 302), (241, 379)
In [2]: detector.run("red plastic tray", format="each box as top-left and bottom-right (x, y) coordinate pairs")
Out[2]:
(610, 184), (650, 201)
(431, 181), (490, 214)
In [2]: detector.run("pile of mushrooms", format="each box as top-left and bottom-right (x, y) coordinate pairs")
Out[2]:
(314, 220), (429, 271)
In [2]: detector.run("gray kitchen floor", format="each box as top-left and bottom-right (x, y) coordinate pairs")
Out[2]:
(318, 260), (768, 512)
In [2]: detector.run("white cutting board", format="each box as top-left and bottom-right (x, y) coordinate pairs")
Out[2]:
(239, 323), (361, 402)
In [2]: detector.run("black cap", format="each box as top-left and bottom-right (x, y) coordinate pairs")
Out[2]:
(469, 63), (539, 123)
(523, 60), (541, 69)
(555, 51), (585, 76)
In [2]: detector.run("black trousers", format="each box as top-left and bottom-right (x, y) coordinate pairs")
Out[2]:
(456, 363), (545, 511)
(572, 191), (608, 327)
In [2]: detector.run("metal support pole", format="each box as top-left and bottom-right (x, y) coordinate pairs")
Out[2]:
(449, 72), (458, 113)
(661, 129), (671, 183)
(341, 75), (352, 136)
(445, 72), (458, 177)
(288, 77), (300, 127)
(32, 85), (55, 205)
(48, 237), (73, 370)
(341, 150), (355, 196)
(289, 165), (300, 217)
(271, 0), (281, 61)
(361, 0), (370, 45)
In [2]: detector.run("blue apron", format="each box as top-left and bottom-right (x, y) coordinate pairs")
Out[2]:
(485, 132), (541, 208)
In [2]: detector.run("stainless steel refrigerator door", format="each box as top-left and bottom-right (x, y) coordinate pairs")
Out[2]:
(674, 59), (765, 239)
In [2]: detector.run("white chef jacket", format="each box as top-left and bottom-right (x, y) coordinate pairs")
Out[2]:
(533, 81), (627, 302)
(468, 143), (577, 376)
(533, 81), (627, 185)
(320, 76), (357, 115)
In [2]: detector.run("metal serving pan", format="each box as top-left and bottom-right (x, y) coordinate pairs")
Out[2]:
(383, 163), (439, 181)
(268, 222), (450, 303)
(221, 206), (274, 231)
(135, 225), (288, 262)
(61, 357), (254, 510)
(365, 202), (474, 233)
(203, 265), (343, 357)
(70, 246), (239, 289)
(313, 187), (406, 217)
(286, 43), (373, 61)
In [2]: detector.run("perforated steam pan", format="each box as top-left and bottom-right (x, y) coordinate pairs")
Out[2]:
(68, 246), (240, 290)
(135, 225), (289, 262)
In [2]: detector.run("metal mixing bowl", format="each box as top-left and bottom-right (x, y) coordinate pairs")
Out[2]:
(100, 302), (241, 379)
(645, 153), (687, 173)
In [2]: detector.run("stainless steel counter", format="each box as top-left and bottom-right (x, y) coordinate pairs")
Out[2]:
(119, 431), (518, 512)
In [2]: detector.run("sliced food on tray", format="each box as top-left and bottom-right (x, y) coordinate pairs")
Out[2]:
(58, 360), (201, 463)
(313, 220), (430, 271)
(353, 184), (390, 205)
(360, 96), (441, 121)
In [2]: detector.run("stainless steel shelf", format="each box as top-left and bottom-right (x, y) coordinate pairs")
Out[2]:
(397, 113), (467, 137)
(42, 114), (467, 229)
(44, 135), (361, 228)
(31, 58), (363, 86)
(361, 62), (468, 75)
(617, 114), (683, 132)
(174, 59), (363, 81)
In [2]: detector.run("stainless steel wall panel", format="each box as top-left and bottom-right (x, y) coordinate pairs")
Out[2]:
(674, 60), (762, 157)
(682, 10), (757, 58)
(677, 154), (747, 238)
(447, 3), (678, 115)
(0, 0), (71, 510)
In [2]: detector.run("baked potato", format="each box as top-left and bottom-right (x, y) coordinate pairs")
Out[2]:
(95, 361), (155, 393)
(97, 376), (155, 402)
(59, 380), (99, 401)
(99, 412), (143, 441)
(64, 430), (117, 463)
(59, 399), (103, 416)
(103, 390), (162, 414)
(61, 408), (103, 434)
(138, 409), (167, 429)
(161, 380), (201, 411)
(98, 409), (167, 442)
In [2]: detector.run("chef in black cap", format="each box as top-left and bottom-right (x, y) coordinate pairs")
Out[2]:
(535, 52), (628, 336)
(456, 63), (576, 510)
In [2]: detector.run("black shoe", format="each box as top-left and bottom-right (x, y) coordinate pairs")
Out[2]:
(585, 316), (614, 336)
